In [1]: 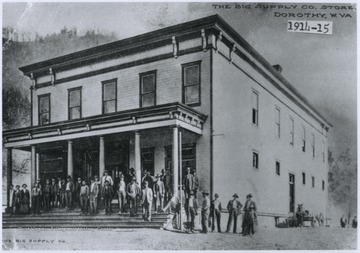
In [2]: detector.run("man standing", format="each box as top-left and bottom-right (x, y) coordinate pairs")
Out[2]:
(117, 174), (126, 214)
(89, 178), (99, 214)
(102, 180), (114, 215)
(187, 190), (196, 233)
(201, 190), (210, 234)
(127, 176), (140, 217)
(141, 180), (153, 221)
(211, 193), (222, 233)
(43, 179), (52, 212)
(32, 183), (42, 215)
(226, 193), (242, 233)
(94, 175), (101, 212)
(14, 185), (21, 215)
(183, 167), (194, 200)
(74, 177), (82, 206)
(50, 178), (58, 208)
(242, 193), (257, 236)
(102, 170), (114, 187)
(153, 174), (165, 213)
(163, 169), (172, 204)
(142, 171), (154, 190)
(65, 176), (74, 210)
(79, 180), (89, 215)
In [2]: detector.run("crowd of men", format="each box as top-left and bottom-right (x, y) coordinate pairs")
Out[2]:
(7, 167), (174, 221)
(8, 166), (258, 236)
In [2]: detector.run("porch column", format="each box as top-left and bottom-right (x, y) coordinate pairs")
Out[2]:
(99, 136), (105, 178)
(173, 126), (179, 196)
(31, 146), (36, 188)
(36, 153), (40, 181)
(67, 140), (74, 178)
(6, 148), (12, 211)
(135, 132), (141, 184)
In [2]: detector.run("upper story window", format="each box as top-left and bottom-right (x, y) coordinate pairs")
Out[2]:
(289, 117), (294, 146)
(312, 133), (315, 157)
(302, 172), (306, 185)
(140, 71), (156, 108)
(182, 62), (201, 106)
(312, 176), (315, 187)
(275, 107), (280, 138)
(322, 180), (325, 191)
(252, 90), (259, 125)
(102, 79), (117, 114)
(275, 161), (280, 175)
(252, 151), (259, 169)
(38, 94), (50, 125)
(68, 87), (82, 120)
(302, 126), (306, 152)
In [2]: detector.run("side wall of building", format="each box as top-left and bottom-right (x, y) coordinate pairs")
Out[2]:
(212, 42), (328, 223)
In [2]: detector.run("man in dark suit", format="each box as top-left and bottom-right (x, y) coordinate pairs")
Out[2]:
(43, 179), (52, 212)
(101, 180), (114, 214)
(226, 193), (242, 233)
(65, 176), (74, 210)
(50, 178), (58, 208)
(141, 180), (153, 221)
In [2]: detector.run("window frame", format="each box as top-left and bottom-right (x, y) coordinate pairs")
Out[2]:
(252, 151), (259, 170)
(302, 126), (306, 152)
(289, 117), (294, 146)
(139, 70), (157, 108)
(182, 61), (201, 106)
(252, 90), (259, 126)
(322, 180), (325, 191)
(312, 176), (315, 188)
(68, 87), (82, 120)
(38, 93), (51, 125)
(275, 160), (280, 176)
(102, 78), (118, 114)
(302, 172), (306, 185)
(311, 133), (315, 158)
(275, 107), (281, 139)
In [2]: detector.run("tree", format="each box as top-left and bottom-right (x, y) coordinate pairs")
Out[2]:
(328, 149), (357, 223)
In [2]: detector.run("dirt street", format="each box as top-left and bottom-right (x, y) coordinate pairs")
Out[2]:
(2, 226), (356, 250)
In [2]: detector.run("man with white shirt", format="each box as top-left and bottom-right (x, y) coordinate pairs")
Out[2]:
(117, 174), (126, 214)
(89, 178), (99, 215)
(141, 180), (153, 221)
(65, 176), (74, 210)
(102, 170), (114, 187)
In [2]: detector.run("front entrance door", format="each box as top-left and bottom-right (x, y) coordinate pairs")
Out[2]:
(289, 173), (295, 213)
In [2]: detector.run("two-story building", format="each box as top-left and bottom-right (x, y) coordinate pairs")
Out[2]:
(3, 15), (331, 225)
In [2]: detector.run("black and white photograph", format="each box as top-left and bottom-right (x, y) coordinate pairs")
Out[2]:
(2, 1), (357, 250)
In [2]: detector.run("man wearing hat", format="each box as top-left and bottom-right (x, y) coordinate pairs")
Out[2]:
(101, 180), (114, 214)
(226, 193), (242, 233)
(65, 176), (74, 210)
(211, 193), (222, 233)
(117, 174), (127, 214)
(153, 174), (165, 213)
(142, 171), (154, 190)
(200, 190), (210, 234)
(183, 167), (194, 200)
(102, 170), (114, 187)
(141, 180), (153, 221)
(89, 177), (99, 214)
(163, 169), (172, 203)
(127, 176), (140, 217)
(43, 178), (52, 212)
(242, 193), (257, 236)
(187, 190), (196, 233)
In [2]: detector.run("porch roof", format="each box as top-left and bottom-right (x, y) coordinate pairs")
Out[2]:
(3, 102), (207, 149)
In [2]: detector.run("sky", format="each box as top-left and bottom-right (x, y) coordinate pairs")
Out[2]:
(2, 1), (357, 159)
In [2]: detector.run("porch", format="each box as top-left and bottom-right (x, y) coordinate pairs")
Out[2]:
(3, 102), (207, 210)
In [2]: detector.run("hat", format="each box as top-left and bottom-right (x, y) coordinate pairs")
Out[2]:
(202, 190), (209, 195)
(155, 174), (160, 178)
(67, 175), (72, 179)
(246, 194), (253, 198)
(104, 170), (108, 174)
(22, 184), (27, 188)
(214, 193), (219, 198)
(189, 190), (194, 195)
(233, 193), (239, 198)
(120, 174), (124, 178)
(15, 185), (20, 188)
(187, 167), (191, 171)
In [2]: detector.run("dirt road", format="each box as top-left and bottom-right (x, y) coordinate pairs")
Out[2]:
(2, 226), (356, 250)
